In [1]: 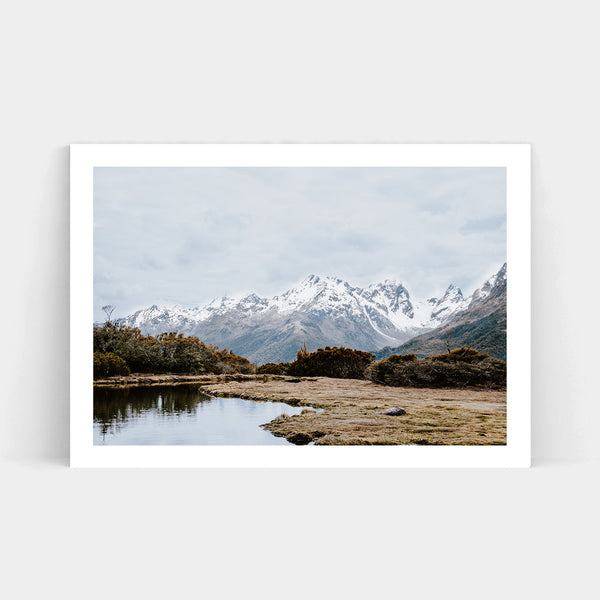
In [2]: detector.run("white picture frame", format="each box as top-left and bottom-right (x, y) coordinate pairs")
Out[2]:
(71, 144), (530, 468)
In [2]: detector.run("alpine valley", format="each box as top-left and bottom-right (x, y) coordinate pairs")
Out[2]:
(116, 264), (507, 364)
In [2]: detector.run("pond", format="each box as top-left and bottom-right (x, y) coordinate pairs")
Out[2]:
(94, 384), (306, 445)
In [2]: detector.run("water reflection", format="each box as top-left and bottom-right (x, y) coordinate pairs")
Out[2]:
(94, 384), (303, 445)
(94, 385), (207, 436)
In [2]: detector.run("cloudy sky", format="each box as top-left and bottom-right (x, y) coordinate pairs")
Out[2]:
(94, 167), (506, 321)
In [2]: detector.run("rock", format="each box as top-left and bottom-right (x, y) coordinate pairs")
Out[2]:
(383, 407), (407, 416)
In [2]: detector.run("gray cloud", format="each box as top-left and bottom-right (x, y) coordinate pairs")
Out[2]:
(94, 167), (506, 320)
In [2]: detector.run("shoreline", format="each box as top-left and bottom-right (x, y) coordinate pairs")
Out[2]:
(93, 373), (259, 387)
(95, 374), (506, 446)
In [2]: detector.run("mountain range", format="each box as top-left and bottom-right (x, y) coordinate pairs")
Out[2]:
(115, 264), (507, 364)
(376, 263), (507, 360)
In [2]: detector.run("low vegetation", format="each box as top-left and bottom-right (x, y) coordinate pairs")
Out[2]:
(257, 345), (373, 379)
(256, 362), (290, 375)
(286, 344), (374, 379)
(377, 279), (507, 361)
(94, 320), (506, 389)
(198, 375), (506, 445)
(253, 345), (505, 389)
(368, 347), (506, 389)
(93, 322), (255, 379)
(93, 351), (130, 379)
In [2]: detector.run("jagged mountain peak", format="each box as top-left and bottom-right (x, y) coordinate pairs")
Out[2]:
(206, 295), (237, 309)
(300, 273), (345, 285)
(470, 263), (507, 304)
(240, 292), (262, 303)
(377, 264), (508, 361)
(273, 274), (358, 312)
(441, 284), (464, 300)
(424, 284), (465, 321)
(303, 273), (320, 284)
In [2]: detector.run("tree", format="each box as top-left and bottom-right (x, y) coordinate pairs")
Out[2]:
(102, 304), (116, 323)
(445, 329), (453, 353)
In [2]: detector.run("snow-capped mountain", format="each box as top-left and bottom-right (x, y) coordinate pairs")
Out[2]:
(469, 262), (507, 304)
(376, 263), (508, 360)
(115, 266), (505, 364)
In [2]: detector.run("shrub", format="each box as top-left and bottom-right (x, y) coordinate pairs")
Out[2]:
(384, 353), (418, 364)
(427, 347), (489, 363)
(257, 362), (290, 375)
(93, 323), (255, 375)
(369, 348), (505, 389)
(287, 346), (374, 379)
(93, 352), (130, 379)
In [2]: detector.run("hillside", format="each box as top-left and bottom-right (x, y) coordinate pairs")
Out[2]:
(376, 266), (507, 360)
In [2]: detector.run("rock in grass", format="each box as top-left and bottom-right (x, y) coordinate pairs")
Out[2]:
(383, 407), (407, 416)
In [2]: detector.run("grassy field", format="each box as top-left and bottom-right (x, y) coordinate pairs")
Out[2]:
(94, 373), (506, 445)
(201, 375), (506, 445)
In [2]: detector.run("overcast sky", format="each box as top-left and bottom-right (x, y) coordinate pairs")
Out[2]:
(94, 167), (506, 321)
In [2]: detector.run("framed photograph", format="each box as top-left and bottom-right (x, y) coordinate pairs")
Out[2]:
(71, 144), (530, 467)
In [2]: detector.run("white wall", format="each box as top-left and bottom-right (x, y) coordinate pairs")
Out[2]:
(1, 1), (598, 598)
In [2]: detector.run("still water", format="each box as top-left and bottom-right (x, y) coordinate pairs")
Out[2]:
(94, 384), (305, 445)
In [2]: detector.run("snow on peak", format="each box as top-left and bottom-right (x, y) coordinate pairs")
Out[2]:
(240, 292), (262, 304)
(425, 284), (466, 321)
(470, 263), (507, 303)
(372, 278), (404, 288)
(273, 274), (357, 313)
(441, 284), (464, 301)
(118, 266), (506, 342)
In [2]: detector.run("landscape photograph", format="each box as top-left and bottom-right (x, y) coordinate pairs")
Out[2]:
(93, 166), (507, 446)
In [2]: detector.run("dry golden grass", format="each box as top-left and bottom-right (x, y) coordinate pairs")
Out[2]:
(198, 375), (506, 446)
